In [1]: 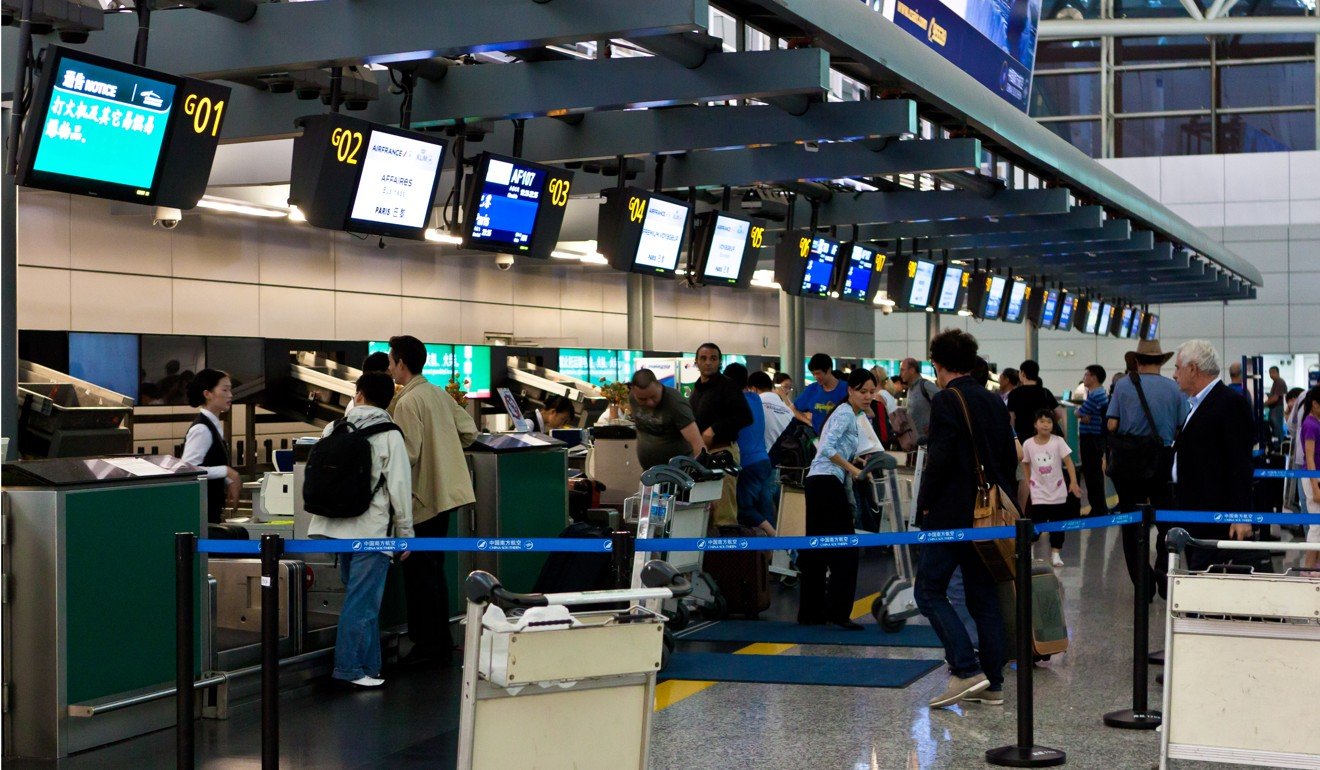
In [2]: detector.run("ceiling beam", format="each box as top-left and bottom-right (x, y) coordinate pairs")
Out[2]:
(864, 206), (1105, 239)
(806, 189), (1072, 233)
(14, 0), (708, 80)
(980, 231), (1157, 265)
(901, 219), (1132, 252)
(1038, 16), (1320, 39)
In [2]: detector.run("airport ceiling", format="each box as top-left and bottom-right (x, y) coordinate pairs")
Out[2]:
(2, 0), (1261, 304)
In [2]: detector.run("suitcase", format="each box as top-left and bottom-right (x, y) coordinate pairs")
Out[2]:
(532, 521), (615, 594)
(703, 525), (772, 619)
(996, 560), (1068, 661)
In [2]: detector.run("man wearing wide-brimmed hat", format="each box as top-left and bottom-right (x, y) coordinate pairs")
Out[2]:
(1106, 339), (1189, 599)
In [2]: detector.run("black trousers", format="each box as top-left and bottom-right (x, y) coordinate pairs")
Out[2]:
(1079, 434), (1109, 517)
(402, 507), (457, 659)
(798, 475), (860, 624)
(1112, 474), (1173, 599)
(1030, 501), (1074, 549)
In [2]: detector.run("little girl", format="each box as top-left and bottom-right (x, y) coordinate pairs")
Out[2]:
(1020, 409), (1082, 568)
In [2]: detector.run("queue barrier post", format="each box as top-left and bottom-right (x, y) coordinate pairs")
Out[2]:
(986, 518), (1066, 768)
(259, 533), (283, 770)
(611, 529), (633, 589)
(1103, 506), (1162, 730)
(175, 532), (196, 770)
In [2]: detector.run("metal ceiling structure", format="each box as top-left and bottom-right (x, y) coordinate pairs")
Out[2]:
(2, 0), (1262, 306)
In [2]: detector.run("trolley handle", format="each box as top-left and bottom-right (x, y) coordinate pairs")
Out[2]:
(464, 560), (692, 608)
(1167, 526), (1320, 555)
(640, 465), (695, 490)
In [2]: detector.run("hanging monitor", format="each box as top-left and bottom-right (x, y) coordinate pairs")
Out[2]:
(1117, 306), (1135, 339)
(598, 187), (692, 278)
(886, 256), (938, 310)
(289, 113), (449, 240)
(970, 272), (1009, 320)
(1056, 293), (1077, 331)
(1142, 313), (1160, 340)
(1029, 288), (1059, 329)
(463, 152), (574, 259)
(1082, 299), (1101, 334)
(833, 242), (886, 303)
(1002, 279), (1029, 324)
(1127, 309), (1145, 339)
(775, 233), (842, 299)
(689, 210), (764, 288)
(934, 264), (968, 313)
(1097, 302), (1116, 336)
(16, 45), (231, 208)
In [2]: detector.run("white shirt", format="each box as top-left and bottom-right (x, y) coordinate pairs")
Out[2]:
(876, 389), (898, 416)
(1173, 379), (1219, 484)
(181, 409), (230, 481)
(759, 391), (794, 450)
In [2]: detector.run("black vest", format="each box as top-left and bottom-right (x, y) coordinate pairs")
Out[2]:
(189, 413), (231, 523)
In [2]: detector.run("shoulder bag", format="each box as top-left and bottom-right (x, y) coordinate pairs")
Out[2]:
(950, 387), (1021, 581)
(1106, 372), (1165, 483)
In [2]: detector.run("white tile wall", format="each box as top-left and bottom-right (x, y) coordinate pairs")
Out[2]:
(16, 191), (70, 269)
(173, 279), (260, 337)
(259, 285), (335, 339)
(335, 292), (403, 340)
(69, 197), (173, 277)
(171, 215), (261, 284)
(259, 225), (335, 290)
(17, 266), (71, 330)
(71, 271), (171, 333)
(401, 297), (463, 342)
(334, 234), (404, 296)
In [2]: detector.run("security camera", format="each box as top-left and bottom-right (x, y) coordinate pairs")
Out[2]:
(803, 140), (820, 153)
(152, 206), (182, 230)
(495, 254), (515, 271)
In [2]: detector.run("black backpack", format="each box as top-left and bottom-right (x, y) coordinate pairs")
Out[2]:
(302, 420), (403, 519)
(769, 419), (818, 468)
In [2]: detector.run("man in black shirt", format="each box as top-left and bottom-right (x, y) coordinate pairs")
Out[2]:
(1006, 359), (1065, 443)
(689, 342), (753, 526)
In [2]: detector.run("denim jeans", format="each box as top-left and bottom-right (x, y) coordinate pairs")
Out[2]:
(334, 552), (392, 681)
(946, 567), (979, 648)
(736, 459), (778, 528)
(915, 542), (1005, 688)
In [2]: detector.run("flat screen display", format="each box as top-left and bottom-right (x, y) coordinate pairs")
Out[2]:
(1118, 306), (1134, 339)
(347, 130), (445, 232)
(558, 348), (590, 382)
(936, 266), (965, 312)
(1084, 302), (1101, 334)
(20, 48), (179, 204)
(1056, 294), (1076, 330)
(1098, 303), (1115, 335)
(983, 275), (1008, 319)
(1004, 280), (1028, 323)
(878, 0), (1041, 113)
(69, 332), (139, 401)
(1144, 314), (1160, 340)
(367, 341), (491, 399)
(635, 196), (689, 273)
(463, 153), (573, 258)
(703, 214), (751, 283)
(802, 237), (841, 297)
(909, 260), (937, 308)
(838, 243), (882, 302)
(1039, 290), (1059, 328)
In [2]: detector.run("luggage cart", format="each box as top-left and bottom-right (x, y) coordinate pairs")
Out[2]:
(1159, 529), (1320, 770)
(624, 462), (722, 628)
(457, 561), (691, 770)
(771, 467), (809, 585)
(862, 454), (920, 632)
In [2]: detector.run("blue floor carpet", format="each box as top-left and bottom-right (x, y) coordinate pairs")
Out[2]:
(659, 652), (942, 688)
(676, 619), (943, 648)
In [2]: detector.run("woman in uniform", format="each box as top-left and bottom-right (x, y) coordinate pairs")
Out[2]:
(535, 395), (577, 432)
(181, 368), (240, 523)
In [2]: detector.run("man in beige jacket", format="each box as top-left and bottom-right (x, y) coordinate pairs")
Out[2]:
(387, 335), (478, 666)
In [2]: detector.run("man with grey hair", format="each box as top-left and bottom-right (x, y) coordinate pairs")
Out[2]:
(1171, 340), (1256, 568)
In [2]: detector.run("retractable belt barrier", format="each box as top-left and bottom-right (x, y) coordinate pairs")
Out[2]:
(1253, 468), (1320, 479)
(1155, 510), (1317, 526)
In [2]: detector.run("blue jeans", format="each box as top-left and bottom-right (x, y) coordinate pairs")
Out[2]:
(947, 567), (979, 647)
(736, 459), (777, 528)
(915, 542), (1005, 688)
(334, 552), (392, 681)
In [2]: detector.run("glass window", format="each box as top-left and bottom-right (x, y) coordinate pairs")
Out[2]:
(1116, 115), (1213, 156)
(1043, 120), (1102, 156)
(141, 335), (206, 405)
(1116, 36), (1211, 65)
(1218, 111), (1316, 153)
(1036, 40), (1102, 68)
(1030, 72), (1102, 118)
(1220, 33), (1313, 59)
(1221, 62), (1314, 109)
(1118, 67), (1211, 113)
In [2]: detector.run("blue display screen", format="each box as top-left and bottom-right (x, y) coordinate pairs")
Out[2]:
(470, 157), (546, 250)
(1056, 295), (1075, 329)
(1004, 281), (1027, 322)
(1040, 291), (1059, 328)
(69, 332), (139, 401)
(31, 53), (177, 195)
(983, 275), (1007, 319)
(801, 237), (839, 297)
(559, 348), (590, 382)
(1145, 314), (1159, 340)
(840, 244), (879, 301)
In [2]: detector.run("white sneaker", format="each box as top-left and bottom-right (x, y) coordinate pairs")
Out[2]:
(1050, 552), (1064, 569)
(349, 676), (384, 688)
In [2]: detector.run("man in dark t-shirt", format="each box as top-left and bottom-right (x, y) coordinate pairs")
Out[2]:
(1006, 359), (1063, 443)
(629, 369), (704, 469)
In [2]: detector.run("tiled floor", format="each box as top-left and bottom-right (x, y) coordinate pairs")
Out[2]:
(32, 525), (1301, 769)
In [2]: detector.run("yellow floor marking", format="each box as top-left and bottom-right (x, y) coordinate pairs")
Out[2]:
(654, 593), (886, 711)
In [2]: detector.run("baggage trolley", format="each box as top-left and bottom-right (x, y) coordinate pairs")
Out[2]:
(1159, 529), (1320, 770)
(624, 461), (722, 628)
(861, 454), (920, 632)
(771, 466), (809, 585)
(457, 561), (692, 770)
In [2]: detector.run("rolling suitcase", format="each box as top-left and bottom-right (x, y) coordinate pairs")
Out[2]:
(703, 525), (772, 619)
(997, 560), (1068, 661)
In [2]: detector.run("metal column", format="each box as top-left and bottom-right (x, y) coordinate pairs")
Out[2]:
(2, 106), (17, 460)
(626, 273), (654, 351)
(1025, 321), (1040, 362)
(779, 291), (804, 381)
(925, 311), (940, 355)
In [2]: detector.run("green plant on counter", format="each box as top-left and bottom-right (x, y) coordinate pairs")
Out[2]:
(446, 377), (470, 407)
(598, 379), (630, 406)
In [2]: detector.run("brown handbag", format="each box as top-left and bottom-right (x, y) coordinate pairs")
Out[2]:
(950, 387), (1021, 581)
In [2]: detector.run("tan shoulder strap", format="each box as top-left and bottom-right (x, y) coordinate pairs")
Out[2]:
(949, 386), (990, 491)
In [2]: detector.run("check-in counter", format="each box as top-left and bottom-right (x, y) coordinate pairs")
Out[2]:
(1, 455), (206, 760)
